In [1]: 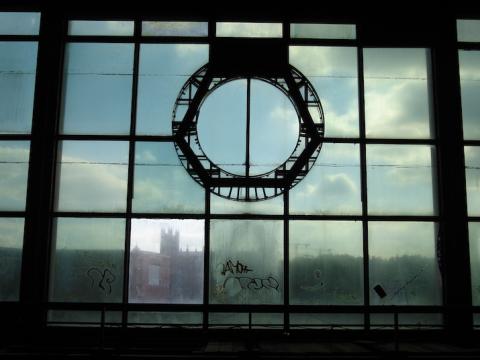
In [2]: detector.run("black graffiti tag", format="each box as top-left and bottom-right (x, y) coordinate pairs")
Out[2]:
(220, 259), (253, 276)
(87, 267), (115, 294)
(223, 276), (280, 291)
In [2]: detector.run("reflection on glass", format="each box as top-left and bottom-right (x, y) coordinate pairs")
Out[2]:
(68, 21), (134, 36)
(367, 145), (437, 215)
(60, 43), (133, 134)
(370, 313), (442, 329)
(0, 42), (38, 134)
(49, 218), (125, 303)
(128, 312), (202, 325)
(290, 221), (363, 305)
(0, 141), (30, 211)
(216, 22), (282, 38)
(469, 223), (480, 305)
(197, 80), (247, 175)
(55, 141), (128, 212)
(136, 44), (209, 135)
(369, 222), (442, 305)
(210, 220), (283, 305)
(290, 143), (361, 215)
(290, 23), (356, 39)
(129, 219), (204, 304)
(210, 193), (283, 215)
(142, 22), (208, 37)
(466, 147), (480, 215)
(133, 142), (204, 213)
(0, 218), (24, 301)
(289, 46), (359, 137)
(0, 12), (40, 35)
(364, 48), (432, 139)
(459, 51), (480, 140)
(290, 313), (364, 328)
(457, 20), (480, 42)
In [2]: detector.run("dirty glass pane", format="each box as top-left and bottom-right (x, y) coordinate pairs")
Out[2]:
(47, 310), (121, 326)
(465, 146), (480, 215)
(290, 221), (363, 305)
(128, 312), (202, 325)
(469, 223), (480, 305)
(210, 220), (283, 305)
(129, 219), (204, 304)
(367, 145), (437, 215)
(459, 51), (480, 140)
(142, 22), (208, 37)
(55, 141), (129, 212)
(290, 313), (364, 329)
(290, 23), (356, 39)
(49, 218), (125, 303)
(0, 42), (38, 134)
(210, 193), (283, 215)
(0, 12), (40, 35)
(68, 21), (134, 36)
(457, 20), (480, 42)
(60, 43), (133, 134)
(289, 46), (359, 137)
(0, 218), (24, 301)
(216, 22), (282, 38)
(136, 44), (208, 135)
(290, 143), (361, 215)
(369, 222), (442, 305)
(0, 141), (30, 211)
(364, 48), (433, 139)
(133, 142), (204, 213)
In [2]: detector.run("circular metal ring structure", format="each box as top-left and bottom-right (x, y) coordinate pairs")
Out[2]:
(172, 64), (324, 201)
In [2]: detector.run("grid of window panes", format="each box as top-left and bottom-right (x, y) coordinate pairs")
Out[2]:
(458, 19), (480, 327)
(0, 12), (40, 301)
(48, 20), (442, 329)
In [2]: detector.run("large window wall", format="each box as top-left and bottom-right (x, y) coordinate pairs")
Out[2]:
(1, 11), (477, 332)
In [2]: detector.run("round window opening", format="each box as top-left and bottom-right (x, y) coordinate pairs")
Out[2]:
(172, 65), (324, 202)
(196, 79), (300, 177)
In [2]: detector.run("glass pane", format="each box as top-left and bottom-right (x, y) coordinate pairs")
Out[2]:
(0, 141), (30, 211)
(250, 79), (299, 175)
(210, 220), (283, 304)
(128, 312), (202, 325)
(49, 218), (125, 303)
(216, 22), (282, 38)
(290, 313), (364, 329)
(290, 221), (363, 305)
(364, 48), (433, 139)
(133, 142), (204, 213)
(367, 145), (437, 215)
(457, 20), (480, 42)
(142, 22), (208, 37)
(60, 43), (133, 135)
(459, 51), (480, 140)
(129, 219), (204, 304)
(197, 79), (247, 175)
(0, 42), (38, 134)
(290, 23), (356, 39)
(470, 222), (480, 305)
(290, 143), (362, 215)
(55, 141), (129, 212)
(289, 46), (359, 137)
(48, 310), (121, 326)
(136, 44), (208, 135)
(0, 12), (40, 35)
(371, 313), (442, 329)
(369, 222), (442, 305)
(0, 218), (24, 301)
(465, 146), (480, 215)
(210, 193), (283, 215)
(68, 21), (134, 36)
